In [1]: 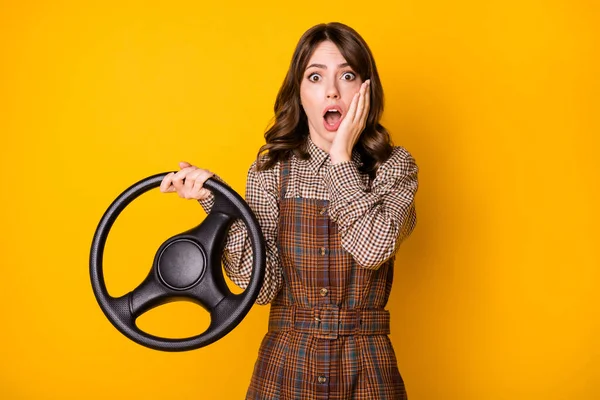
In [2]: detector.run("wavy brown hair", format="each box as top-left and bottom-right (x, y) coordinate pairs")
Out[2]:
(256, 22), (393, 178)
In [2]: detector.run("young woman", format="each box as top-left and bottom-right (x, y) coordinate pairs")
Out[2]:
(160, 22), (419, 400)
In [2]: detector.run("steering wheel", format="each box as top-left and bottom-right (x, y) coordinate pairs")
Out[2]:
(89, 172), (266, 352)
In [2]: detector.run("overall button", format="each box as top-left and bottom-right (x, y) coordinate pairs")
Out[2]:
(319, 207), (327, 215)
(318, 375), (327, 384)
(320, 287), (328, 297)
(319, 247), (326, 256)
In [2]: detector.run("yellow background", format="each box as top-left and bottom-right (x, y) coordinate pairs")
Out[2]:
(1, 0), (598, 399)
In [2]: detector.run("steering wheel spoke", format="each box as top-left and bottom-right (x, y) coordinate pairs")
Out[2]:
(182, 211), (234, 262)
(182, 270), (230, 312)
(127, 273), (172, 318)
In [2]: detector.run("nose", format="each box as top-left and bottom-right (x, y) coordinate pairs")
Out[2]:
(326, 81), (340, 99)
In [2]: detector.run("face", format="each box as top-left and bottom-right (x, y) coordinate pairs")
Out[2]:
(300, 40), (363, 152)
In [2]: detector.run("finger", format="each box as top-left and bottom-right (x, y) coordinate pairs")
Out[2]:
(345, 91), (360, 125)
(191, 170), (214, 197)
(179, 161), (191, 168)
(354, 82), (367, 124)
(197, 188), (211, 200)
(159, 172), (175, 192)
(173, 166), (196, 181)
(358, 80), (371, 128)
(184, 168), (202, 193)
(172, 166), (196, 191)
(193, 186), (209, 200)
(185, 169), (208, 198)
(354, 81), (368, 124)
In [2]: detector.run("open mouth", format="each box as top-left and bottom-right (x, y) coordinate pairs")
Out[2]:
(324, 109), (342, 126)
(323, 106), (343, 131)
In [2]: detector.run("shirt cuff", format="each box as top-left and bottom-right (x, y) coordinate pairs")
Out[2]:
(197, 193), (215, 213)
(322, 161), (368, 223)
(196, 174), (226, 213)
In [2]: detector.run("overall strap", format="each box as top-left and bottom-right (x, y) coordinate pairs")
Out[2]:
(279, 158), (291, 199)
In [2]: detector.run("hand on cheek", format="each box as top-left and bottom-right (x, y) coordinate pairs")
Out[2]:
(329, 79), (371, 164)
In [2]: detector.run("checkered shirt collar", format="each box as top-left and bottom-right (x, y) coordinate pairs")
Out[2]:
(304, 136), (363, 175)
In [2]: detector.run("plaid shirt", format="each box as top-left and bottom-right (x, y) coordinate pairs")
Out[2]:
(199, 137), (419, 305)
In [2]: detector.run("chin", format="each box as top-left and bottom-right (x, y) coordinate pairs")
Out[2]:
(320, 131), (336, 144)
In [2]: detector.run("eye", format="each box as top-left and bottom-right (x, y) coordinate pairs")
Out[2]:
(341, 72), (356, 81)
(308, 73), (321, 82)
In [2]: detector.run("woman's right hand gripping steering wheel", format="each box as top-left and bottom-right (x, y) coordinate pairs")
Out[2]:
(159, 161), (214, 200)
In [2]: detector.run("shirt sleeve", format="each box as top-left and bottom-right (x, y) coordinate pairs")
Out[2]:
(197, 162), (283, 304)
(322, 147), (419, 269)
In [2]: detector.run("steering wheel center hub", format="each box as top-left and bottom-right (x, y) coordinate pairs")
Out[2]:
(157, 239), (206, 290)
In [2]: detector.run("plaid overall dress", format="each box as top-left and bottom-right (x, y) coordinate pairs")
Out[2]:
(246, 159), (407, 400)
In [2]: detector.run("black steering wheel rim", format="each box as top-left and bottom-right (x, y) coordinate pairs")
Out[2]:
(90, 172), (266, 352)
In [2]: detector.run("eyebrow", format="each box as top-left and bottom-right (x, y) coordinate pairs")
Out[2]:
(306, 62), (351, 70)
